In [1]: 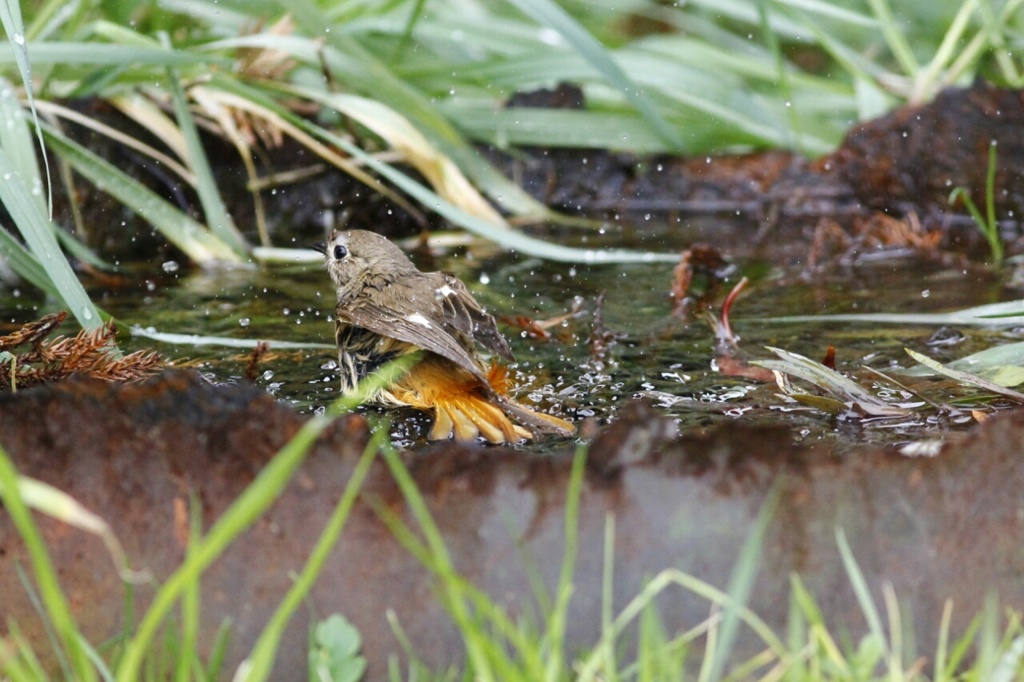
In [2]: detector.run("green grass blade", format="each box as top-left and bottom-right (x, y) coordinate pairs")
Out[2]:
(113, 416), (331, 681)
(114, 358), (413, 681)
(242, 429), (384, 681)
(865, 0), (919, 79)
(703, 482), (780, 681)
(913, 0), (981, 101)
(835, 527), (887, 656)
(0, 146), (101, 330)
(206, 68), (678, 263)
(934, 599), (953, 682)
(0, 77), (43, 213)
(289, 113), (680, 264)
(905, 347), (1024, 404)
(377, 440), (497, 680)
(162, 46), (248, 256)
(39, 124), (243, 265)
(0, 225), (54, 294)
(131, 327), (334, 350)
(507, 0), (681, 151)
(752, 346), (909, 417)
(203, 619), (233, 680)
(0, 41), (227, 66)
(240, 3), (548, 218)
(598, 513), (617, 680)
(984, 141), (1001, 264)
(0, 444), (97, 682)
(0, 0), (52, 216)
(173, 495), (202, 682)
(543, 445), (586, 681)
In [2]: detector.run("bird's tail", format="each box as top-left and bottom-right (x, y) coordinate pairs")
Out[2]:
(387, 356), (574, 444)
(486, 363), (576, 439)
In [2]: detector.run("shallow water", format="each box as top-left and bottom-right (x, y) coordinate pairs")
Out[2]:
(1, 220), (1018, 450)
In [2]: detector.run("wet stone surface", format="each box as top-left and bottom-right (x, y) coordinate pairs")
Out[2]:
(2, 371), (1024, 677)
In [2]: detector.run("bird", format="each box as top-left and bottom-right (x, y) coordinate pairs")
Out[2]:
(314, 229), (575, 443)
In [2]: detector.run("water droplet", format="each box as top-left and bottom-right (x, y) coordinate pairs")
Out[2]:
(162, 260), (179, 273)
(81, 307), (94, 321)
(239, 317), (250, 327)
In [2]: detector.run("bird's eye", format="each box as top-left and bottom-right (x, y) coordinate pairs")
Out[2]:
(333, 244), (348, 260)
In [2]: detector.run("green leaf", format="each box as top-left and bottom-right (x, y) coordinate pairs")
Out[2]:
(309, 614), (367, 682)
(0, 146), (102, 330)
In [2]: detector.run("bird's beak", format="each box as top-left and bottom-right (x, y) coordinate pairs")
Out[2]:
(310, 241), (327, 255)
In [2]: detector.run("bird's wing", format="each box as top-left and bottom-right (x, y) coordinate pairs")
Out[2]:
(336, 298), (490, 384)
(432, 273), (514, 361)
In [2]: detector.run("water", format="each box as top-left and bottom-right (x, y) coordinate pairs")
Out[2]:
(0, 223), (1017, 450)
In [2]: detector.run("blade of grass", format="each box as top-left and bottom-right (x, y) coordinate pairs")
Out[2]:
(193, 77), (429, 230)
(0, 445), (97, 682)
(934, 599), (953, 682)
(752, 347), (909, 417)
(905, 347), (1024, 404)
(757, 0), (798, 151)
(598, 513), (617, 680)
(291, 86), (505, 226)
(210, 69), (680, 262)
(0, 225), (54, 294)
(0, 77), (43, 214)
(912, 0), (981, 101)
(0, 42), (229, 67)
(205, 25), (551, 220)
(372, 484), (549, 677)
(161, 36), (248, 256)
(0, 2), (52, 216)
(507, 0), (682, 151)
(865, 0), (919, 81)
(203, 619), (233, 681)
(376, 439), (501, 681)
(130, 327), (334, 350)
(577, 567), (787, 681)
(113, 356), (415, 681)
(173, 495), (202, 682)
(294, 112), (681, 264)
(39, 124), (243, 265)
(15, 476), (146, 584)
(835, 528), (887, 658)
(543, 445), (587, 681)
(0, 146), (102, 330)
(242, 427), (385, 681)
(52, 96), (195, 185)
(703, 481), (781, 682)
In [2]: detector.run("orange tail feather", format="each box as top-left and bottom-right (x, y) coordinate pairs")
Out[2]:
(389, 356), (573, 443)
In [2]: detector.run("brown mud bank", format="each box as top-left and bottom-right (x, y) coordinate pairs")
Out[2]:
(2, 370), (1023, 677)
